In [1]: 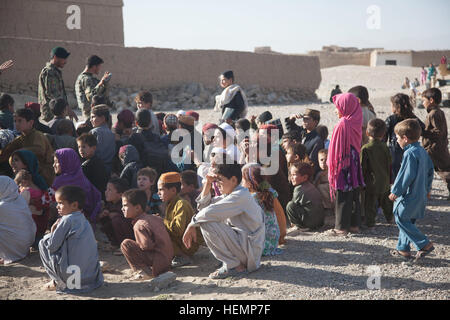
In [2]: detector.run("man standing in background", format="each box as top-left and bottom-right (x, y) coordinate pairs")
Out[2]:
(75, 55), (111, 120)
(38, 47), (78, 122)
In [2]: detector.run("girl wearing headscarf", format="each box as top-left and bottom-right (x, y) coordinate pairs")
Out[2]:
(0, 176), (36, 265)
(327, 93), (365, 236)
(51, 148), (102, 224)
(9, 149), (51, 243)
(214, 70), (248, 121)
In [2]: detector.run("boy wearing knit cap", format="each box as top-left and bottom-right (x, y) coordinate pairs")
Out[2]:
(157, 172), (203, 267)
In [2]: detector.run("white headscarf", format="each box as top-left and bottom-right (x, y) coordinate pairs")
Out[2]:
(0, 176), (36, 264)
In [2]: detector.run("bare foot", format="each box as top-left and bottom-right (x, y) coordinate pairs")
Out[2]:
(129, 270), (153, 281)
(235, 263), (246, 272)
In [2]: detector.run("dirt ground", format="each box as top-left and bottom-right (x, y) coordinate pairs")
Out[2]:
(1, 65), (449, 300)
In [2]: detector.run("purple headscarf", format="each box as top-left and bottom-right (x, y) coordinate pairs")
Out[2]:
(52, 148), (102, 221)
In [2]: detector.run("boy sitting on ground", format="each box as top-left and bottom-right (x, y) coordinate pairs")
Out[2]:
(157, 172), (202, 268)
(120, 189), (173, 280)
(286, 162), (325, 231)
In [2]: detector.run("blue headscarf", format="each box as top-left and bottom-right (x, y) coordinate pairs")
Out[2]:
(12, 149), (48, 191)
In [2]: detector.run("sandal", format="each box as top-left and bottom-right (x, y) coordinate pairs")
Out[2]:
(41, 280), (57, 291)
(326, 229), (348, 237)
(171, 255), (192, 268)
(390, 249), (412, 261)
(209, 265), (248, 279)
(415, 244), (435, 261)
(130, 270), (153, 281)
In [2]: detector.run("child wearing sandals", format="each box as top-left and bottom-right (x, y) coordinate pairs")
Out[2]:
(39, 186), (103, 293)
(389, 119), (435, 262)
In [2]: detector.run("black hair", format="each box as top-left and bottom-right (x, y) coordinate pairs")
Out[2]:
(76, 133), (97, 146)
(282, 130), (302, 142)
(0, 93), (14, 111)
(235, 118), (251, 132)
(91, 95), (107, 107)
(76, 122), (93, 136)
(49, 98), (68, 117)
(180, 170), (199, 189)
(215, 162), (242, 185)
(87, 55), (104, 68)
(289, 142), (308, 160)
(15, 108), (35, 122)
(136, 109), (151, 128)
(107, 177), (129, 194)
(135, 91), (153, 105)
(56, 119), (74, 135)
(122, 189), (148, 212)
(348, 86), (370, 106)
(316, 125), (329, 141)
(161, 182), (181, 194)
(56, 185), (86, 209)
(422, 88), (442, 105)
(221, 70), (234, 81)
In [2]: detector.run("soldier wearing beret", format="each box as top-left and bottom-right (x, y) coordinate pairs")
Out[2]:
(38, 47), (78, 123)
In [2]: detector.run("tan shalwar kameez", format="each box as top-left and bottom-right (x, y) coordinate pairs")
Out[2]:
(121, 213), (173, 277)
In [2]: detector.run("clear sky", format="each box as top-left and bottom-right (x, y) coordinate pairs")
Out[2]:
(123, 0), (450, 53)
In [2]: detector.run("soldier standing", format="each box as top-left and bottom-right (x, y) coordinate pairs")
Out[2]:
(38, 47), (78, 122)
(75, 55), (111, 120)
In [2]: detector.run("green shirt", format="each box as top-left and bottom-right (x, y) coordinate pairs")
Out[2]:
(360, 139), (392, 194)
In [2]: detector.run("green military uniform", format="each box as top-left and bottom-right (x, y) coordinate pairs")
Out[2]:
(75, 71), (108, 119)
(38, 62), (67, 122)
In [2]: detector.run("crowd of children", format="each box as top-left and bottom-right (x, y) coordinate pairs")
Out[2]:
(0, 63), (448, 294)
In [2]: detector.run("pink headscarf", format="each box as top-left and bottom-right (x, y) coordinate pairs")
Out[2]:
(327, 93), (363, 194)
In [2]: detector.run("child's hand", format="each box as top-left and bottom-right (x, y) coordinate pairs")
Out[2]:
(50, 218), (61, 233)
(388, 193), (397, 202)
(99, 209), (110, 219)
